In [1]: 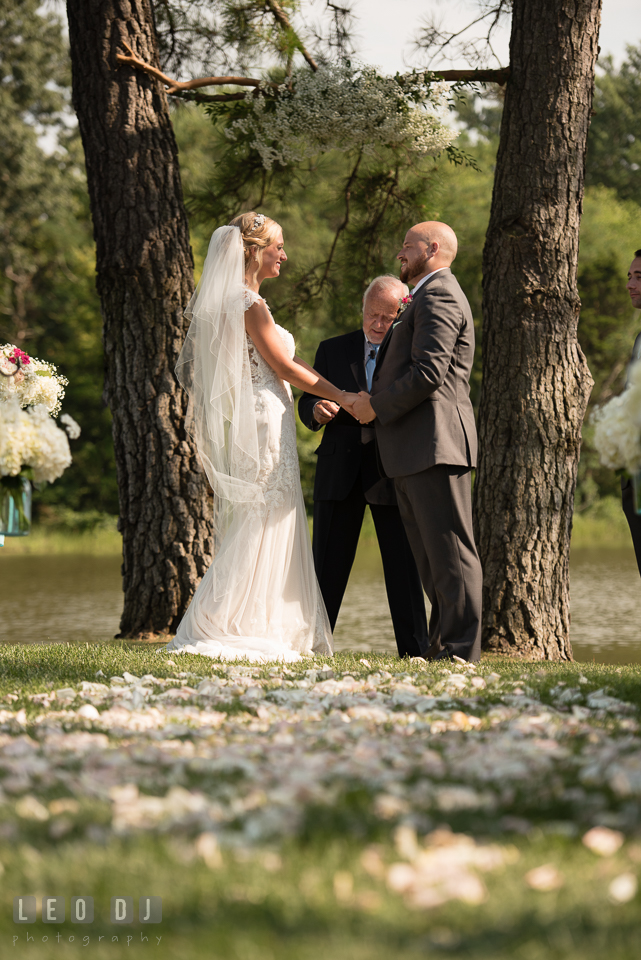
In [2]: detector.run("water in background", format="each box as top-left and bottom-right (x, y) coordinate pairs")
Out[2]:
(0, 545), (639, 664)
(333, 545), (641, 665)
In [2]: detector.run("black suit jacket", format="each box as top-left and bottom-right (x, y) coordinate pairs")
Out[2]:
(370, 268), (477, 478)
(298, 329), (396, 505)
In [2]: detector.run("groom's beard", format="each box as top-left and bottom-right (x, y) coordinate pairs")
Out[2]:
(400, 251), (429, 285)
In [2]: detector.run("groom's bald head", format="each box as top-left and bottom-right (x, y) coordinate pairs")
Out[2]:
(397, 221), (458, 285)
(412, 221), (458, 263)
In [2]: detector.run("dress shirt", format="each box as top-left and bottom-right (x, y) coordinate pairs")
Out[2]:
(410, 266), (447, 296)
(364, 339), (380, 392)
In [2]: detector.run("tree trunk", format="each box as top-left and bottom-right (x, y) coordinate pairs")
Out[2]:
(474, 0), (600, 659)
(66, 0), (212, 637)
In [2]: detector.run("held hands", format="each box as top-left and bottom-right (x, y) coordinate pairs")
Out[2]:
(338, 392), (359, 417)
(315, 392), (374, 423)
(352, 391), (376, 424)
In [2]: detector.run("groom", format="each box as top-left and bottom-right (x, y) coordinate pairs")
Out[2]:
(353, 221), (482, 662)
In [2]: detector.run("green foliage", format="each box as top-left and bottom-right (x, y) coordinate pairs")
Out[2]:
(177, 96), (465, 508)
(572, 196), (641, 506)
(181, 101), (451, 341)
(154, 0), (316, 76)
(0, 0), (117, 516)
(0, 0), (72, 337)
(587, 44), (641, 204)
(4, 8), (641, 525)
(446, 92), (641, 509)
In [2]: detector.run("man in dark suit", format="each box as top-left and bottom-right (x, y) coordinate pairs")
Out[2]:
(622, 248), (641, 575)
(298, 276), (428, 658)
(353, 222), (482, 663)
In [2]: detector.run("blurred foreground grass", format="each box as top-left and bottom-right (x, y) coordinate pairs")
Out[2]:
(4, 831), (641, 960)
(0, 647), (640, 959)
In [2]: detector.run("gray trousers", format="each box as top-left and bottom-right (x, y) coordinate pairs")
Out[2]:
(394, 464), (482, 662)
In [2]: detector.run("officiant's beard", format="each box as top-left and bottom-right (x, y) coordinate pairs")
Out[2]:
(399, 251), (429, 285)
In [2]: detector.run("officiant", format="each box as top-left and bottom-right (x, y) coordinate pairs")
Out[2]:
(299, 276), (428, 658)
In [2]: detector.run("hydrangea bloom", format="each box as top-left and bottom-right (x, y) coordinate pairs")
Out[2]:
(592, 360), (641, 472)
(0, 399), (71, 483)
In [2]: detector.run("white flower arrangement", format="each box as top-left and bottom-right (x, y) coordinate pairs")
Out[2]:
(592, 360), (641, 473)
(0, 345), (80, 507)
(0, 343), (68, 417)
(224, 62), (457, 170)
(0, 399), (75, 484)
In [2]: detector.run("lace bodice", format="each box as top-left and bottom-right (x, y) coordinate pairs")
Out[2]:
(246, 325), (295, 388)
(242, 287), (298, 506)
(243, 287), (296, 389)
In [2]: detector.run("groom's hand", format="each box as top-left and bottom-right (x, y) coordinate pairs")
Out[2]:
(313, 400), (340, 424)
(353, 391), (376, 424)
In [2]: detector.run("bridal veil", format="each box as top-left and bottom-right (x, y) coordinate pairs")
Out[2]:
(176, 225), (265, 599)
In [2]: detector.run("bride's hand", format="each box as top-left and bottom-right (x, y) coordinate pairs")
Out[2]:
(339, 391), (359, 416)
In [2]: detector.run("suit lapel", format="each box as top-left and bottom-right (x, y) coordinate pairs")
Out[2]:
(374, 272), (449, 373)
(375, 298), (415, 371)
(347, 330), (368, 392)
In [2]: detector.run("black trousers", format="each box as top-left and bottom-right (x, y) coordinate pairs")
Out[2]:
(312, 474), (428, 658)
(394, 464), (482, 663)
(622, 475), (641, 577)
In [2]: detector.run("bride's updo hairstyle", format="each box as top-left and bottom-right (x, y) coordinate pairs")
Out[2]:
(229, 211), (280, 268)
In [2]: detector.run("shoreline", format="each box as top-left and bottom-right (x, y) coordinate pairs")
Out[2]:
(0, 496), (635, 556)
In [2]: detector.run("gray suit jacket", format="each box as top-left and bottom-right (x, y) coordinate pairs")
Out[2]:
(370, 268), (477, 478)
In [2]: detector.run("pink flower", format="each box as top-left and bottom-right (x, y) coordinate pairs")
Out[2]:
(10, 348), (31, 366)
(397, 294), (414, 315)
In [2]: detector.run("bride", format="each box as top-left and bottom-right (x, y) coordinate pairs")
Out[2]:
(166, 212), (358, 662)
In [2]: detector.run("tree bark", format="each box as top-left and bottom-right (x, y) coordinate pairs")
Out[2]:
(66, 0), (212, 637)
(474, 0), (600, 659)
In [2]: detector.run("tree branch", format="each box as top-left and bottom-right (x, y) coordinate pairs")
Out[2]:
(427, 68), (511, 86)
(115, 41), (276, 96)
(116, 41), (510, 106)
(263, 0), (319, 72)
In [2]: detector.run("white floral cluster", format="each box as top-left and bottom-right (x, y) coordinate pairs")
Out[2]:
(225, 63), (457, 169)
(592, 360), (641, 473)
(0, 343), (68, 417)
(0, 399), (73, 484)
(2, 660), (641, 876)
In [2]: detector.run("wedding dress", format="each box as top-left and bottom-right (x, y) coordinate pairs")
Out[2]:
(166, 226), (332, 662)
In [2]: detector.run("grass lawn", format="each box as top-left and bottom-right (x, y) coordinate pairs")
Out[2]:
(0, 645), (640, 959)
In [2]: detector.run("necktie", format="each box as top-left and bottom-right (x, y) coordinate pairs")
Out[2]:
(365, 345), (378, 391)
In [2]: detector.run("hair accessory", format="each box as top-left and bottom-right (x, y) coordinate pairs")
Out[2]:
(252, 214), (266, 231)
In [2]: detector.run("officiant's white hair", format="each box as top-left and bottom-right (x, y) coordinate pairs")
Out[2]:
(363, 274), (409, 305)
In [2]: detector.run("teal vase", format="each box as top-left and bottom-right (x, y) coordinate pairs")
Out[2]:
(0, 476), (32, 537)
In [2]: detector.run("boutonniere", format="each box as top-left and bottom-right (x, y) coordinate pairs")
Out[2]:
(397, 294), (413, 316)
